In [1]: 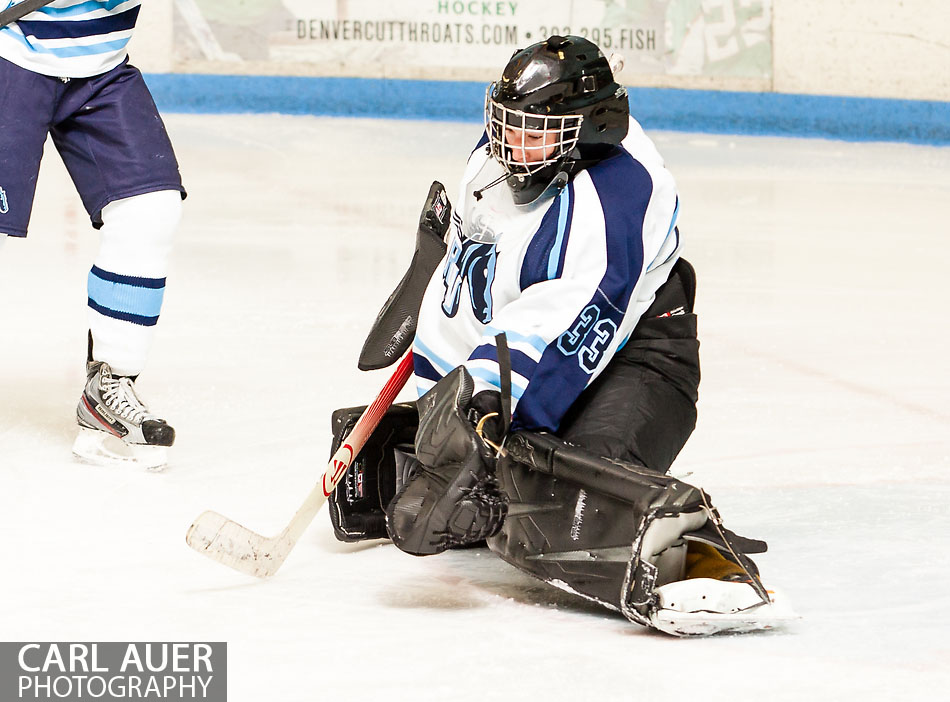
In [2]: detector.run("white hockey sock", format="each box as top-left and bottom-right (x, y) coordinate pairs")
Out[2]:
(88, 190), (182, 377)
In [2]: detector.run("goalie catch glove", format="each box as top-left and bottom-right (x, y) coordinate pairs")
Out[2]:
(386, 366), (508, 555)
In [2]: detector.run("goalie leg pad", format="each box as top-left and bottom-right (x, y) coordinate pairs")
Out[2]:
(328, 402), (418, 542)
(487, 431), (771, 632)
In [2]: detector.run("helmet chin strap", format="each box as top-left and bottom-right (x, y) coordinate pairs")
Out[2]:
(477, 145), (579, 204)
(475, 169), (570, 204)
(473, 172), (510, 201)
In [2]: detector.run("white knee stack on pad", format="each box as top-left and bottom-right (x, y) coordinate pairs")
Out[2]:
(88, 190), (182, 376)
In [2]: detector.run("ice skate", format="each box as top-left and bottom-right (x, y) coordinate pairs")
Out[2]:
(650, 578), (798, 636)
(73, 361), (175, 471)
(649, 542), (799, 636)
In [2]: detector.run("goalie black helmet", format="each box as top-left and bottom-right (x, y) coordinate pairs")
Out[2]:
(485, 35), (630, 204)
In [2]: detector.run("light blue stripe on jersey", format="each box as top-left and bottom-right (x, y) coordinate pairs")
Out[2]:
(647, 196), (680, 272)
(484, 325), (547, 356)
(32, 0), (132, 17)
(468, 366), (526, 400)
(4, 28), (130, 57)
(413, 337), (455, 375)
(87, 267), (165, 319)
(470, 342), (537, 383)
(0, 1), (141, 76)
(547, 187), (572, 279)
(520, 183), (575, 290)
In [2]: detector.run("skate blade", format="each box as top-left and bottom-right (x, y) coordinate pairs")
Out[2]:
(72, 427), (169, 472)
(650, 578), (799, 636)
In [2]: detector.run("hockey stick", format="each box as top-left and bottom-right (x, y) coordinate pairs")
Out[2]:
(0, 0), (56, 28)
(186, 352), (415, 577)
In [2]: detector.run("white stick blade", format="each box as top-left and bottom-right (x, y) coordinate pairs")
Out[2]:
(186, 510), (288, 578)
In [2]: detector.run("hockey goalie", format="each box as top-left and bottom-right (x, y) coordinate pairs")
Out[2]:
(328, 35), (796, 636)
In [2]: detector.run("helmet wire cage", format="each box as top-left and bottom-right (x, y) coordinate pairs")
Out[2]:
(485, 84), (584, 179)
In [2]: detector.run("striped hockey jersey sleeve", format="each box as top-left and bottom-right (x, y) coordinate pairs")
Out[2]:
(0, 0), (142, 78)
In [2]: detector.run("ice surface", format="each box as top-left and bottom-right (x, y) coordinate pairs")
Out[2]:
(2, 114), (949, 701)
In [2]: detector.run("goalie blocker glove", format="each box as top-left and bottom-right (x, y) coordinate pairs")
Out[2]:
(327, 377), (507, 547)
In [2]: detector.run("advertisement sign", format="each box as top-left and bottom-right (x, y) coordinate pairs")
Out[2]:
(172, 0), (772, 81)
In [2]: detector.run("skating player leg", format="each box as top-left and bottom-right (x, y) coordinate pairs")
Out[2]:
(72, 191), (181, 470)
(45, 61), (186, 469)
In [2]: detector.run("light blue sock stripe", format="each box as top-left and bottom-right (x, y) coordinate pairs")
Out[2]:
(88, 270), (165, 318)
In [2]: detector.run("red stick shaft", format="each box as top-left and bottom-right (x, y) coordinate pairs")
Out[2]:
(321, 352), (414, 496)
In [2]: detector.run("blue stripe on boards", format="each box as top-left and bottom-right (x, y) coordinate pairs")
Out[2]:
(143, 73), (950, 145)
(18, 6), (139, 40)
(146, 74), (489, 123)
(87, 266), (165, 322)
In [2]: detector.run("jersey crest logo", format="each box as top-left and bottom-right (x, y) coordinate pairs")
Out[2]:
(441, 236), (498, 323)
(0, 186), (8, 214)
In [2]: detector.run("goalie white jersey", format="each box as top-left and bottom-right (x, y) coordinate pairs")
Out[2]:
(413, 116), (683, 432)
(0, 0), (142, 78)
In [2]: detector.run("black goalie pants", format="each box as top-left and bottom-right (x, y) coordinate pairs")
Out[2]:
(555, 257), (700, 472)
